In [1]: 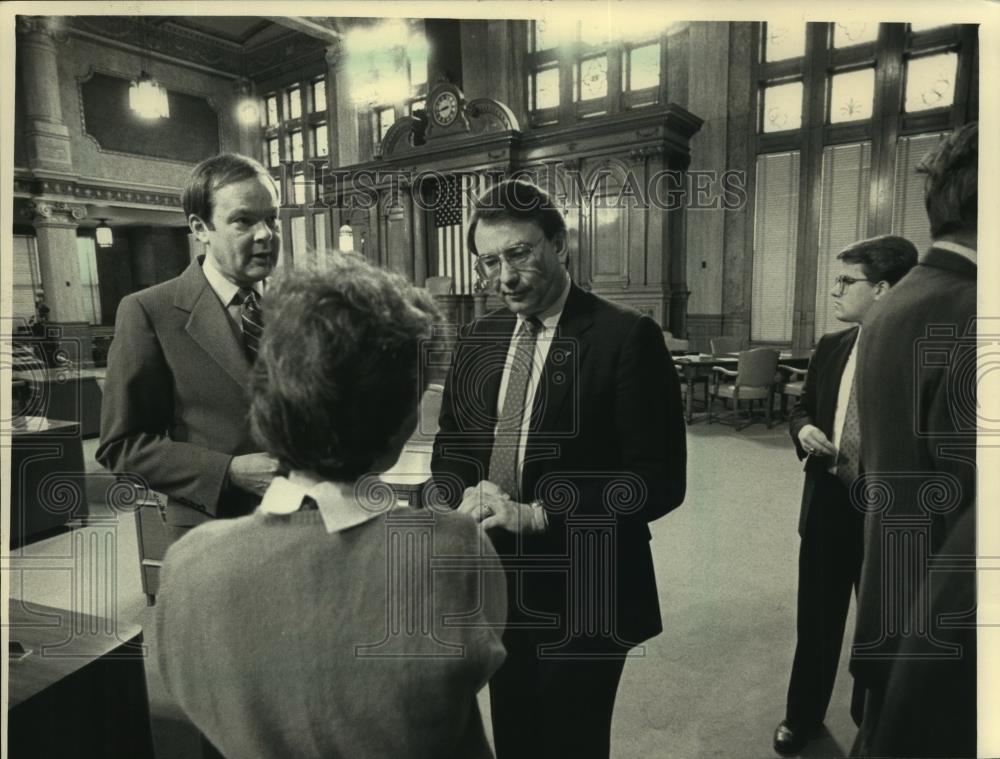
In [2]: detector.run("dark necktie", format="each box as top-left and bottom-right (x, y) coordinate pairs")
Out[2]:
(239, 288), (263, 363)
(837, 373), (860, 488)
(488, 317), (543, 501)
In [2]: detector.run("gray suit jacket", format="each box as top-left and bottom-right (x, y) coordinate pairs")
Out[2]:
(97, 256), (261, 526)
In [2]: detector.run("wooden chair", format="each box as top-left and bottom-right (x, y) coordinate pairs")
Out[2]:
(778, 364), (807, 419)
(663, 331), (690, 354)
(710, 336), (741, 356)
(708, 348), (780, 430)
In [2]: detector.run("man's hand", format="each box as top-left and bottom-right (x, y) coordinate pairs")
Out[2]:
(797, 424), (837, 457)
(457, 480), (545, 534)
(228, 453), (282, 496)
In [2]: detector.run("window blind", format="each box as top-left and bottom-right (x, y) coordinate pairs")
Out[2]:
(891, 132), (947, 254)
(752, 151), (800, 342)
(814, 142), (872, 340)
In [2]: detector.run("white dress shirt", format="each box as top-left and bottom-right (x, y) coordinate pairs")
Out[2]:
(202, 254), (262, 335)
(495, 274), (573, 486)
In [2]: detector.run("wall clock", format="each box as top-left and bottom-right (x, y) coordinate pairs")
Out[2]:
(431, 91), (459, 126)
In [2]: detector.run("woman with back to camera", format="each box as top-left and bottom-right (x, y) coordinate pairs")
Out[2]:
(154, 252), (507, 759)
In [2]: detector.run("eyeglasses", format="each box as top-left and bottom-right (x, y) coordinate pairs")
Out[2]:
(832, 274), (874, 294)
(475, 238), (545, 280)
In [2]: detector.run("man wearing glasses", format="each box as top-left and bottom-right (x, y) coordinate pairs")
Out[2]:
(773, 235), (917, 755)
(431, 179), (686, 759)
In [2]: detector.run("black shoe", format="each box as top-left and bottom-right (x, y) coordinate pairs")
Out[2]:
(773, 721), (819, 755)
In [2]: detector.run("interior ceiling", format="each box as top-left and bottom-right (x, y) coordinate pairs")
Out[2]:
(153, 16), (294, 47)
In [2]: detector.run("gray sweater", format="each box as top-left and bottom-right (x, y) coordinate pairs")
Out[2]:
(154, 507), (507, 758)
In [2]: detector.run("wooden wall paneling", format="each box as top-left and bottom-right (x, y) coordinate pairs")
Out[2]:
(869, 24), (906, 236)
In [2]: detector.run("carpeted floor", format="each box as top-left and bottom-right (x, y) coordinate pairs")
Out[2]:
(7, 421), (862, 758)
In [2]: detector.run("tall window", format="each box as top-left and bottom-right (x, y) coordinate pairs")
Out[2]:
(527, 19), (668, 126)
(261, 74), (330, 203)
(750, 22), (975, 345)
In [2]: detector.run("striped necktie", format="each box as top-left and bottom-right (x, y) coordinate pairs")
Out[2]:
(488, 317), (543, 501)
(239, 287), (263, 363)
(836, 375), (860, 488)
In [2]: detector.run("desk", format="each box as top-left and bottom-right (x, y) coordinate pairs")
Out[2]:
(7, 600), (154, 758)
(8, 417), (87, 547)
(673, 355), (737, 423)
(12, 367), (106, 438)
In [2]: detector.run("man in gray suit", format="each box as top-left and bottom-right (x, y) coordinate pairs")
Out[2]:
(98, 153), (282, 541)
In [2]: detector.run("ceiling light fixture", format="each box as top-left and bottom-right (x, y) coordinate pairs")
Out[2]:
(95, 218), (113, 248)
(129, 19), (170, 119)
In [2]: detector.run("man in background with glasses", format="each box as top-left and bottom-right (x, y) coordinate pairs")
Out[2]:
(774, 235), (916, 756)
(431, 179), (686, 759)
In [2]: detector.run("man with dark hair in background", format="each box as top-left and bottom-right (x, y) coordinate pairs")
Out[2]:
(431, 179), (686, 759)
(851, 122), (978, 757)
(98, 153), (283, 542)
(773, 235), (917, 755)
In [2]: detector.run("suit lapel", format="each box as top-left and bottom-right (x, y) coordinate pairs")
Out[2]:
(173, 257), (251, 390)
(531, 284), (593, 435)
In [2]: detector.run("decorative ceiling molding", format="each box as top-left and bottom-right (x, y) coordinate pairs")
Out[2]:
(65, 16), (327, 81)
(14, 174), (182, 210)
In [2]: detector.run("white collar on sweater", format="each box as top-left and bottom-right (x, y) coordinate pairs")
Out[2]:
(259, 472), (393, 533)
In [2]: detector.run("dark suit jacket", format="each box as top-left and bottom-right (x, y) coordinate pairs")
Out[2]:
(431, 283), (686, 646)
(97, 256), (261, 526)
(852, 247), (976, 700)
(789, 326), (859, 535)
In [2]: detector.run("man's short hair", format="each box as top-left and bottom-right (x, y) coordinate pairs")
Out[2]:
(250, 253), (439, 482)
(466, 179), (567, 255)
(918, 122), (977, 238)
(838, 235), (919, 285)
(182, 153), (277, 223)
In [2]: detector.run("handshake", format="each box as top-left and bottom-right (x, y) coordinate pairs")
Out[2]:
(457, 480), (548, 534)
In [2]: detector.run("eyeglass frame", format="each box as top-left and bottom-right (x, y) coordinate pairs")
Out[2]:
(473, 234), (550, 282)
(832, 274), (875, 295)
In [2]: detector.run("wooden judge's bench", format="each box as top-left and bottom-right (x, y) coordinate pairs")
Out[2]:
(322, 83), (702, 341)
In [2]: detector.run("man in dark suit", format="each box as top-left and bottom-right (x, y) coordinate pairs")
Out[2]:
(851, 123), (978, 757)
(98, 153), (283, 542)
(773, 236), (917, 755)
(431, 179), (686, 759)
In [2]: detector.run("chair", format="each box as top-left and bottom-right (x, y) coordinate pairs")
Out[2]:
(777, 365), (807, 419)
(425, 276), (454, 296)
(663, 331), (690, 353)
(710, 336), (741, 356)
(708, 348), (780, 430)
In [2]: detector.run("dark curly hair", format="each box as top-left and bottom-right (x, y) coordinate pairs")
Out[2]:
(250, 253), (439, 481)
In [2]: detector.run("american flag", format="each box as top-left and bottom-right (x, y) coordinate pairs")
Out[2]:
(434, 174), (481, 294)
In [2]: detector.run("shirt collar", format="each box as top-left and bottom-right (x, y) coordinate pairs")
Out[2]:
(930, 240), (977, 265)
(258, 471), (394, 533)
(519, 273), (571, 332)
(202, 254), (260, 307)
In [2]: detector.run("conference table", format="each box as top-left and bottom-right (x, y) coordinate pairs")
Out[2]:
(673, 349), (813, 424)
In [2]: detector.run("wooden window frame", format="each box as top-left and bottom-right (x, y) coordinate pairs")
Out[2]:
(750, 21), (976, 349)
